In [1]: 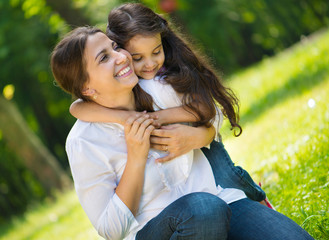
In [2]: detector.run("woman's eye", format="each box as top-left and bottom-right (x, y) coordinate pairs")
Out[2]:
(100, 54), (109, 63)
(113, 44), (122, 51)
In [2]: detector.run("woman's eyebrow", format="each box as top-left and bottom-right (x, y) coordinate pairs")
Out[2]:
(95, 42), (115, 60)
(95, 49), (106, 61)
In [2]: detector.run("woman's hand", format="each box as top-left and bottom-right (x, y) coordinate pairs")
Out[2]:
(124, 114), (155, 165)
(150, 124), (215, 162)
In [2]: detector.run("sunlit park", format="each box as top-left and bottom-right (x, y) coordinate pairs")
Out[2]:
(1, 0), (329, 239)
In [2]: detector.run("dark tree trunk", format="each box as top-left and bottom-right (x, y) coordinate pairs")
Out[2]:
(0, 96), (71, 193)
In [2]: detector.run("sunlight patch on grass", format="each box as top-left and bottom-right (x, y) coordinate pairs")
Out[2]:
(0, 190), (100, 240)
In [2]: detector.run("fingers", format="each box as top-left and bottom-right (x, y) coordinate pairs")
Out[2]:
(150, 136), (170, 145)
(129, 114), (151, 135)
(125, 113), (146, 133)
(151, 128), (172, 137)
(143, 124), (155, 140)
(151, 121), (161, 128)
(151, 143), (169, 152)
(156, 153), (176, 163)
(135, 118), (154, 139)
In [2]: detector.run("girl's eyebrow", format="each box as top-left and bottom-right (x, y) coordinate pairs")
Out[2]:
(131, 43), (162, 56)
(153, 43), (162, 50)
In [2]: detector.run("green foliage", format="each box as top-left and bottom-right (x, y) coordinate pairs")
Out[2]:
(1, 24), (328, 240)
(0, 0), (72, 221)
(0, 0), (72, 166)
(0, 139), (45, 224)
(177, 0), (329, 73)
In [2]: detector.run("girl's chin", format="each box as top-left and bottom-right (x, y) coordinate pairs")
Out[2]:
(140, 73), (157, 80)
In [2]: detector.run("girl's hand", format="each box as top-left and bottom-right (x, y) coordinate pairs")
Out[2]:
(124, 114), (155, 165)
(150, 124), (215, 162)
(147, 112), (161, 128)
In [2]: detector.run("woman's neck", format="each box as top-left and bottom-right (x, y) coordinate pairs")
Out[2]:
(95, 91), (135, 111)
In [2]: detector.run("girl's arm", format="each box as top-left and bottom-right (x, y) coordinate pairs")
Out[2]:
(70, 99), (139, 125)
(150, 104), (222, 162)
(150, 124), (216, 162)
(149, 105), (200, 126)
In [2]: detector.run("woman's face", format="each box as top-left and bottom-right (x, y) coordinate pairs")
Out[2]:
(125, 33), (165, 80)
(83, 32), (138, 99)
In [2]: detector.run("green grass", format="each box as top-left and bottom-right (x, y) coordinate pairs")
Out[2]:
(0, 191), (100, 240)
(221, 28), (329, 239)
(1, 28), (329, 239)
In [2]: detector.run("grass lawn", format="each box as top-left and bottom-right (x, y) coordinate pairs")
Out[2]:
(1, 28), (328, 239)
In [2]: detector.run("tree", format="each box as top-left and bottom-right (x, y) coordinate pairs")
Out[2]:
(0, 96), (71, 193)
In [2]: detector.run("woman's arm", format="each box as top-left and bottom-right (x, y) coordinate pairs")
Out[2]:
(70, 99), (139, 125)
(66, 115), (154, 239)
(116, 114), (155, 215)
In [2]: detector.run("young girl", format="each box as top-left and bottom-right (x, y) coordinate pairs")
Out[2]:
(70, 3), (266, 202)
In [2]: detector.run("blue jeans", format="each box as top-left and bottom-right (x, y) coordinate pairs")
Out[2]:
(136, 192), (231, 240)
(228, 198), (314, 240)
(201, 140), (266, 201)
(136, 194), (314, 240)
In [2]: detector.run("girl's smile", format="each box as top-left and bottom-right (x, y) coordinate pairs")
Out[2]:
(125, 33), (165, 80)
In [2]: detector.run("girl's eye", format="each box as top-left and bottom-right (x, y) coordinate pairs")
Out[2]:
(133, 56), (142, 62)
(153, 49), (161, 55)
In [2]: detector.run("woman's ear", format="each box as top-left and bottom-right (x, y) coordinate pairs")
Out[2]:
(82, 88), (95, 96)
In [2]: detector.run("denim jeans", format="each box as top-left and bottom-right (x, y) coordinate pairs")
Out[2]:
(201, 140), (266, 201)
(228, 198), (314, 240)
(136, 192), (231, 240)
(136, 195), (314, 240)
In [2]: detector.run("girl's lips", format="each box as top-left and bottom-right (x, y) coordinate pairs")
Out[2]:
(143, 68), (157, 74)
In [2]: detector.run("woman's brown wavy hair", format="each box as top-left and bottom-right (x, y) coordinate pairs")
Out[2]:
(106, 3), (242, 136)
(51, 26), (154, 112)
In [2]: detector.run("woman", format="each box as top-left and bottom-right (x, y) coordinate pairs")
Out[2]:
(69, 3), (266, 202)
(51, 27), (313, 240)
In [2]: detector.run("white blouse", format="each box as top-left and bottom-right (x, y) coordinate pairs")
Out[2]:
(66, 77), (246, 240)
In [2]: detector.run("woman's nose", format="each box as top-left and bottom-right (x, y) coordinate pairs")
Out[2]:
(114, 51), (127, 65)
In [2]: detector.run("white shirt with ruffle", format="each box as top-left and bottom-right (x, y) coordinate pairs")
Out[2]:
(66, 77), (246, 240)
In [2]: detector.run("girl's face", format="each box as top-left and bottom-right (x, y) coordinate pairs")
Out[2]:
(125, 33), (165, 80)
(83, 32), (138, 100)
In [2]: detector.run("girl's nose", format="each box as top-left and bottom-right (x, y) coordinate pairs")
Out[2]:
(144, 58), (155, 68)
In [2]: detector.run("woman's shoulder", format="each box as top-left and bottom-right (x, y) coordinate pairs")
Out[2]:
(67, 120), (124, 145)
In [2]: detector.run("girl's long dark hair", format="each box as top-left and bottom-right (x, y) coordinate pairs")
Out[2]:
(107, 3), (242, 135)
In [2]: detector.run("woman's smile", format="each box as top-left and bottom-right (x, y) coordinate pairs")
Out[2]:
(115, 65), (133, 78)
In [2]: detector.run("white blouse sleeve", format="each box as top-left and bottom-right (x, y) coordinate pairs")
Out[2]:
(66, 138), (139, 240)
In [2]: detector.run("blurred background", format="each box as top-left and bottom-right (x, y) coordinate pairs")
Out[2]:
(1, 0), (328, 239)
